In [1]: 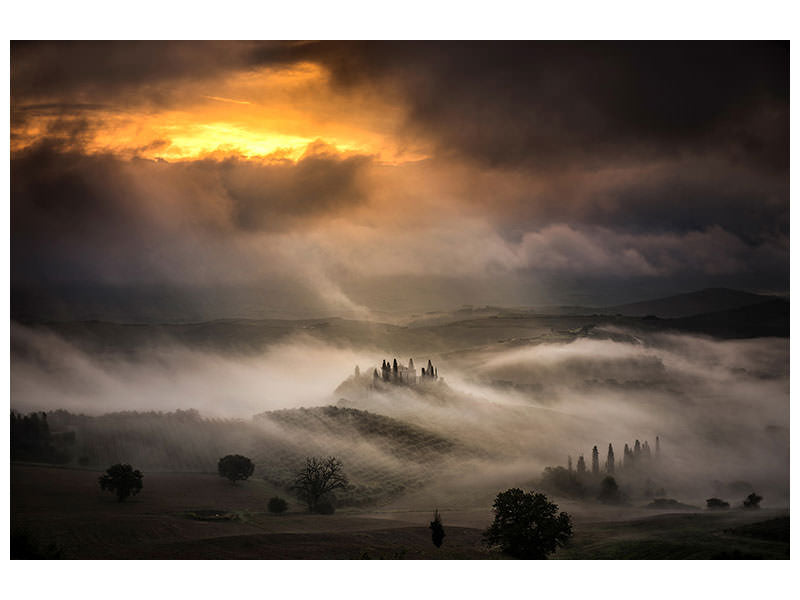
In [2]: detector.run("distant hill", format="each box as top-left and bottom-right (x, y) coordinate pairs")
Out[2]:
(603, 288), (780, 318)
(664, 298), (789, 338)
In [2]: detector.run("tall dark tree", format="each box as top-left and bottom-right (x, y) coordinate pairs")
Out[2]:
(623, 443), (631, 469)
(429, 509), (446, 548)
(98, 463), (143, 502)
(576, 455), (586, 476)
(567, 455), (573, 473)
(483, 488), (573, 559)
(606, 443), (615, 474)
(217, 454), (255, 484)
(591, 445), (599, 475)
(293, 456), (349, 513)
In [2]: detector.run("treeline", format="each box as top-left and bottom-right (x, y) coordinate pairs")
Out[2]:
(11, 411), (74, 464)
(539, 436), (666, 503)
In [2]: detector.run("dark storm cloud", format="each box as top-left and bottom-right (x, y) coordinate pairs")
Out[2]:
(267, 41), (788, 172)
(218, 145), (371, 231)
(11, 41), (262, 104)
(10, 41), (789, 315)
(496, 158), (789, 242)
(262, 41), (789, 247)
(11, 140), (372, 284)
(14, 41), (788, 172)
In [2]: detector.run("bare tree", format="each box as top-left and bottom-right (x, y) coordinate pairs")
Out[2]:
(293, 456), (349, 513)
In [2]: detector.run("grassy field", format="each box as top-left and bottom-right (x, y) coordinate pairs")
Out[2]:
(11, 464), (789, 559)
(553, 511), (789, 559)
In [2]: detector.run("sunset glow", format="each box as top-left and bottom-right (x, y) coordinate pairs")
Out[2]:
(11, 61), (426, 164)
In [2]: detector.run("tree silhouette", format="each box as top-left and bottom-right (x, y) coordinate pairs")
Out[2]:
(483, 488), (573, 559)
(268, 496), (288, 514)
(743, 493), (762, 509)
(706, 497), (730, 510)
(597, 475), (622, 504)
(576, 455), (586, 476)
(217, 454), (255, 484)
(591, 445), (599, 475)
(293, 456), (349, 513)
(430, 509), (446, 548)
(98, 463), (143, 502)
(606, 443), (615, 474)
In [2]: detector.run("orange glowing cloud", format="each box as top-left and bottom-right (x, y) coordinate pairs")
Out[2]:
(11, 62), (429, 165)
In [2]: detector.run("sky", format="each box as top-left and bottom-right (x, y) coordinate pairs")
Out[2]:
(10, 41), (789, 321)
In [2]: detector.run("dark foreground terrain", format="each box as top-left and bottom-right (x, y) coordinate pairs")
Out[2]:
(11, 464), (789, 559)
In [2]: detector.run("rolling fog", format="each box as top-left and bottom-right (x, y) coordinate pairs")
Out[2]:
(10, 320), (789, 508)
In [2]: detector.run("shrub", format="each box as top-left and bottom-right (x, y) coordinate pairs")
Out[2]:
(597, 476), (623, 504)
(217, 454), (255, 484)
(743, 492), (763, 509)
(706, 497), (730, 510)
(268, 496), (288, 514)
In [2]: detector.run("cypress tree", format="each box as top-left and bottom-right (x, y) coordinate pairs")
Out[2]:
(606, 443), (615, 474)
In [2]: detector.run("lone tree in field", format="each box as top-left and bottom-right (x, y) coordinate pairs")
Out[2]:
(743, 492), (763, 509)
(98, 463), (143, 502)
(217, 454), (255, 484)
(483, 488), (573, 559)
(430, 509), (446, 548)
(293, 456), (348, 513)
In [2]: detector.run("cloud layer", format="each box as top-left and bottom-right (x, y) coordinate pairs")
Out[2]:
(11, 41), (788, 318)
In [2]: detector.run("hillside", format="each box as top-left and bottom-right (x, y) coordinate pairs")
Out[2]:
(663, 298), (789, 338)
(603, 288), (778, 318)
(256, 406), (457, 461)
(42, 406), (470, 508)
